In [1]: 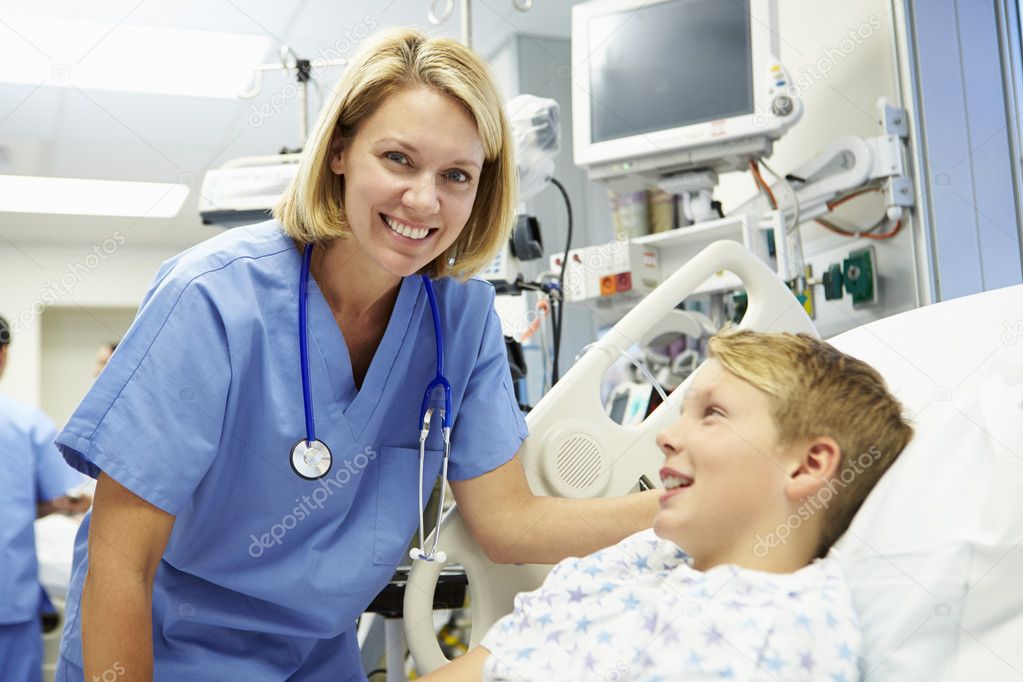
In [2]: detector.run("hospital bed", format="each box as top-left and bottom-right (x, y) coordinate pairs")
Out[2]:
(406, 240), (1023, 680)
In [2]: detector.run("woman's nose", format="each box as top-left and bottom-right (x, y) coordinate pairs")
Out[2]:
(403, 174), (440, 215)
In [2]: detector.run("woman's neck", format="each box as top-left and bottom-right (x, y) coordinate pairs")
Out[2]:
(302, 238), (402, 320)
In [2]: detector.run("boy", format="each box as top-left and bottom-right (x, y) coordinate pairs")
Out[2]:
(423, 330), (914, 681)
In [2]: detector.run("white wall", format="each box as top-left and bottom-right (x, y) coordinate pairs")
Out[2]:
(39, 306), (137, 429)
(0, 237), (180, 411)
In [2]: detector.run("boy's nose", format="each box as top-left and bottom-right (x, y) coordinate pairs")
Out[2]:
(656, 423), (684, 458)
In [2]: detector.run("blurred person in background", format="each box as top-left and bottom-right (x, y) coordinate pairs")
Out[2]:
(0, 314), (91, 682)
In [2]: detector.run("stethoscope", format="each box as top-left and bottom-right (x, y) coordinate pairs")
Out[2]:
(291, 243), (452, 562)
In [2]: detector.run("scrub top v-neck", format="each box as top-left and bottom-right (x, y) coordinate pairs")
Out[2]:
(53, 220), (528, 679)
(298, 266), (422, 443)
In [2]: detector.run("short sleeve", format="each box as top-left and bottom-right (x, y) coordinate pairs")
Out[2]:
(446, 300), (528, 481)
(55, 277), (231, 516)
(32, 410), (84, 502)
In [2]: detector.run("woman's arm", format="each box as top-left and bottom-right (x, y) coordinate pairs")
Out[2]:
(451, 453), (661, 565)
(417, 646), (490, 682)
(82, 472), (174, 680)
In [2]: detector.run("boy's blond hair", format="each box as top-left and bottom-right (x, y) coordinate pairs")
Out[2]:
(274, 27), (517, 281)
(707, 329), (914, 557)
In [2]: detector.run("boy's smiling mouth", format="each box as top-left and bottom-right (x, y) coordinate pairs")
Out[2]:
(660, 467), (694, 490)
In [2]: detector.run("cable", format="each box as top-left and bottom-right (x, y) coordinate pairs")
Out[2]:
(816, 182), (902, 239)
(827, 183), (883, 210)
(576, 342), (669, 404)
(815, 217), (903, 240)
(758, 158), (801, 235)
(748, 159), (778, 209)
(548, 177), (573, 385)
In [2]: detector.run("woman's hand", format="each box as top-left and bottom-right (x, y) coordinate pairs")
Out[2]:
(416, 645), (490, 682)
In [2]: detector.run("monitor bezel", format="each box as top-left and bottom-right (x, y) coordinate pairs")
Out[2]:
(571, 0), (783, 173)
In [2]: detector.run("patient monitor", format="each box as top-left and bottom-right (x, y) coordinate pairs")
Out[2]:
(572, 0), (801, 219)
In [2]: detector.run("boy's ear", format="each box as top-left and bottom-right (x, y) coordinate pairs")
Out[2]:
(786, 436), (842, 501)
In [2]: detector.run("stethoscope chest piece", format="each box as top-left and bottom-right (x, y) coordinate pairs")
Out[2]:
(290, 438), (332, 480)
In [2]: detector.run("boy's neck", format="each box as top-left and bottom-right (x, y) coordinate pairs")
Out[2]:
(691, 532), (820, 574)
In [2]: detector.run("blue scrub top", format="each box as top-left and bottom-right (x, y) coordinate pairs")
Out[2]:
(54, 221), (528, 677)
(0, 394), (84, 624)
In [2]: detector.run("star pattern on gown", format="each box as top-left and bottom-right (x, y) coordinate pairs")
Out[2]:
(760, 652), (784, 673)
(478, 530), (859, 682)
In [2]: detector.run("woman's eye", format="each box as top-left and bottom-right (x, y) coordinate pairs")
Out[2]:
(445, 169), (470, 184)
(704, 406), (724, 418)
(384, 151), (409, 165)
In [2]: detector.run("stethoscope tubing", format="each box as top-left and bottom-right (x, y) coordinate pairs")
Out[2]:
(297, 242), (451, 562)
(300, 244), (318, 445)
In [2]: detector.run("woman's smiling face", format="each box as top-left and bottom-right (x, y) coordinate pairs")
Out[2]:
(328, 85), (485, 279)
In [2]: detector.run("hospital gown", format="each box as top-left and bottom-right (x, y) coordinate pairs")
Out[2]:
(480, 529), (860, 681)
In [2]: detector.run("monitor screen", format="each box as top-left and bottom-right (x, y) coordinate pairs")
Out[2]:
(607, 390), (630, 424)
(587, 0), (755, 144)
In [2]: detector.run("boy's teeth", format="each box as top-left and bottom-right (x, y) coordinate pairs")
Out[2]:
(384, 215), (429, 240)
(662, 475), (692, 490)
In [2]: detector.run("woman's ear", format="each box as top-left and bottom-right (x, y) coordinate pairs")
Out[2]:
(786, 436), (842, 501)
(328, 133), (346, 176)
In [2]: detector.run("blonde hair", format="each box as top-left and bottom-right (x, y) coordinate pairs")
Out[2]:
(274, 27), (517, 281)
(707, 329), (914, 557)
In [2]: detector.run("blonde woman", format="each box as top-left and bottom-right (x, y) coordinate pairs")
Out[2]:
(53, 28), (659, 681)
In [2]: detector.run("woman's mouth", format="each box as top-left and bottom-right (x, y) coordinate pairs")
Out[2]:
(380, 213), (437, 242)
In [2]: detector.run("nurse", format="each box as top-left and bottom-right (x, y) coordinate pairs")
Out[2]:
(0, 315), (89, 682)
(53, 28), (660, 681)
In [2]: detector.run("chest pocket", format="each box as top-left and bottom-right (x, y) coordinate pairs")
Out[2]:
(373, 446), (444, 566)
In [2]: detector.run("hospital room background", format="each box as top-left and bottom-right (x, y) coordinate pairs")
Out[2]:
(1, 0), (1022, 680)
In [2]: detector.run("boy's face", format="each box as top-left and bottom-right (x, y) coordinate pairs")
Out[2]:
(653, 358), (792, 567)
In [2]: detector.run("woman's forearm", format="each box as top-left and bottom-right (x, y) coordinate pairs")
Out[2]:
(499, 488), (662, 565)
(81, 567), (154, 681)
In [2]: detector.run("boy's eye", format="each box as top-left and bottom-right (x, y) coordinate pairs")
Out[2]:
(704, 406), (724, 418)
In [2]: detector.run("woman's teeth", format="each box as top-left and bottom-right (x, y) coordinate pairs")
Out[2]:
(383, 215), (430, 240)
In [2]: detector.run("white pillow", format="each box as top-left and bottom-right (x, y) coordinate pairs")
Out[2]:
(828, 284), (1023, 681)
